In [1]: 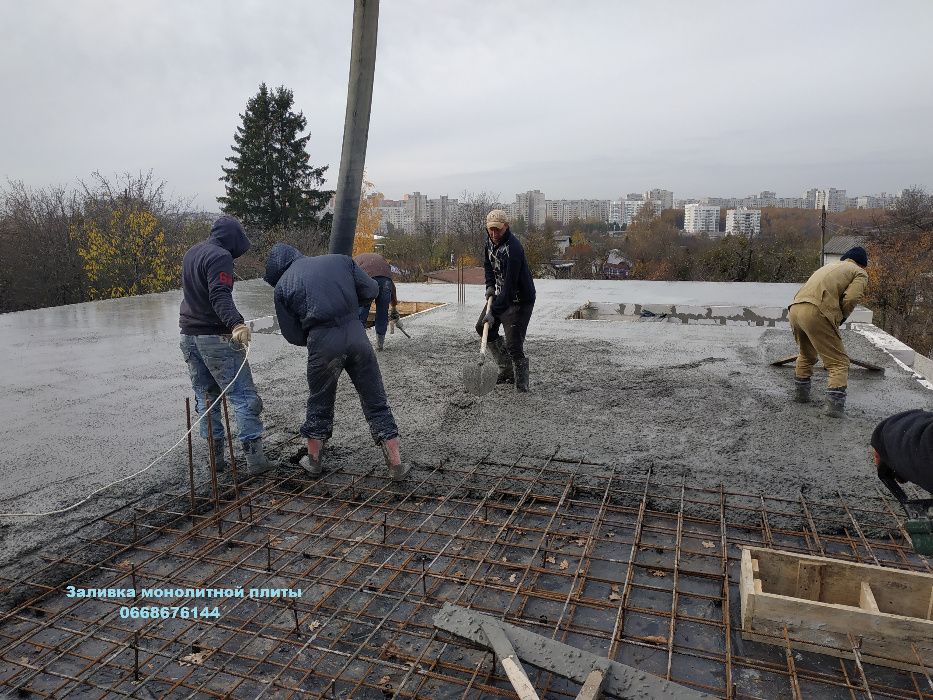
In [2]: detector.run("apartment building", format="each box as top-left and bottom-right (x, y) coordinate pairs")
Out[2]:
(725, 208), (761, 237)
(684, 203), (721, 235)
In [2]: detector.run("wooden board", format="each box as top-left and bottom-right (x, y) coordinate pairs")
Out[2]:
(739, 546), (933, 672)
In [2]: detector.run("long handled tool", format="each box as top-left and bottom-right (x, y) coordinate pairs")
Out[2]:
(463, 297), (498, 396)
(771, 354), (884, 372)
(390, 317), (411, 338)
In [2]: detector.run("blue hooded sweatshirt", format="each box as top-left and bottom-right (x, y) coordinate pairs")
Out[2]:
(179, 216), (251, 335)
(264, 244), (379, 347)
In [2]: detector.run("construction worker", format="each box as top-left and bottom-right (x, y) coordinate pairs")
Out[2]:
(872, 409), (933, 493)
(476, 209), (536, 392)
(178, 215), (274, 475)
(263, 244), (405, 479)
(788, 246), (869, 416)
(354, 252), (399, 351)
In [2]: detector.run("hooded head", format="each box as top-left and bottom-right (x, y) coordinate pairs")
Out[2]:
(263, 243), (303, 286)
(209, 215), (251, 259)
(840, 246), (868, 268)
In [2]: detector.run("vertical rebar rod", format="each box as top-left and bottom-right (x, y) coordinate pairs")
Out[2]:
(204, 392), (220, 514)
(185, 398), (195, 515)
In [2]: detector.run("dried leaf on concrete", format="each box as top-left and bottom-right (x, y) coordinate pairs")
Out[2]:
(650, 569), (667, 577)
(545, 556), (556, 564)
(559, 560), (569, 571)
(179, 650), (209, 666)
(308, 620), (322, 632)
(643, 635), (668, 645)
(508, 573), (517, 583)
(379, 675), (391, 685)
(609, 583), (622, 602)
(701, 540), (716, 549)
(574, 538), (587, 547)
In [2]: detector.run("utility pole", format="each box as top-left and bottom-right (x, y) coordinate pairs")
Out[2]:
(329, 0), (379, 256)
(820, 205), (826, 267)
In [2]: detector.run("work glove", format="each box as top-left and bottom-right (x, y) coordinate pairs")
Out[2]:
(483, 310), (495, 327)
(231, 323), (251, 346)
(389, 306), (400, 321)
(485, 286), (495, 299)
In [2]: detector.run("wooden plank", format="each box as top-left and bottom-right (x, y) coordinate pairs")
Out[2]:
(927, 586), (932, 621)
(859, 581), (879, 613)
(576, 668), (606, 700)
(739, 549), (757, 629)
(795, 561), (823, 601)
(501, 656), (540, 700)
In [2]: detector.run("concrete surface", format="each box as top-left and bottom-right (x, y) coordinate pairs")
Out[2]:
(1, 278), (930, 584)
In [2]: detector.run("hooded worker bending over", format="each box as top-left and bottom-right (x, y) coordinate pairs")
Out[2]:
(263, 245), (405, 480)
(788, 246), (869, 417)
(871, 410), (933, 494)
(354, 252), (398, 351)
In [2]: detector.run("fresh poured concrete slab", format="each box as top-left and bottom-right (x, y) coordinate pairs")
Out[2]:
(1, 278), (930, 583)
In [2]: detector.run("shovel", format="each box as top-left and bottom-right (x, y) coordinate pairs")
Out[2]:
(463, 297), (499, 396)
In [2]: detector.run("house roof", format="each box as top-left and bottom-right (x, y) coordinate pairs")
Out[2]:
(606, 250), (633, 266)
(823, 234), (868, 255)
(425, 266), (486, 284)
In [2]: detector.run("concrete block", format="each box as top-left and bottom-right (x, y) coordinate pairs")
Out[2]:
(642, 303), (675, 315)
(850, 306), (873, 323)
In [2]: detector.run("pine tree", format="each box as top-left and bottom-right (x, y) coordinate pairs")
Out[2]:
(219, 84), (332, 230)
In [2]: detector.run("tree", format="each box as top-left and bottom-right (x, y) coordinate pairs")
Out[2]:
(219, 83), (332, 231)
(353, 176), (382, 256)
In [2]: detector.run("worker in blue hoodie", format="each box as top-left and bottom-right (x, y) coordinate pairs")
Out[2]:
(179, 215), (273, 475)
(263, 244), (405, 480)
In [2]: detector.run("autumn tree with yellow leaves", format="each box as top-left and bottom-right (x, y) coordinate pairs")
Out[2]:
(352, 177), (382, 256)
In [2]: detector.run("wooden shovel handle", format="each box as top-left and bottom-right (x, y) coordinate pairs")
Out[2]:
(480, 296), (493, 356)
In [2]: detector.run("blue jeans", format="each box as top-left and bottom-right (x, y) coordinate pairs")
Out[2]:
(357, 276), (393, 337)
(302, 319), (398, 444)
(179, 334), (264, 445)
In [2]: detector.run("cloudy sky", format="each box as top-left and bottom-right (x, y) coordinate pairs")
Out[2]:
(2, 0), (932, 209)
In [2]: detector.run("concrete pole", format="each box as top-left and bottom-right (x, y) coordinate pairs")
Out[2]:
(329, 0), (380, 256)
(820, 205), (826, 267)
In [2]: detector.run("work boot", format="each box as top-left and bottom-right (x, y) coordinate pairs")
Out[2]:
(376, 334), (385, 351)
(487, 337), (514, 384)
(299, 438), (324, 477)
(381, 437), (409, 481)
(824, 386), (847, 418)
(242, 438), (274, 476)
(793, 377), (811, 404)
(514, 358), (530, 393)
(202, 438), (228, 473)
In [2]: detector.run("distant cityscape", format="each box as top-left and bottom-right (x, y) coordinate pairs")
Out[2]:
(363, 187), (903, 238)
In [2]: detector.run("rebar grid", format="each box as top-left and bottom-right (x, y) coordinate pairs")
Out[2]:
(1, 453), (931, 699)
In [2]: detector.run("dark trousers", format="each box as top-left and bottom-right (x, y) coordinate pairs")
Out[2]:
(475, 302), (534, 362)
(302, 319), (398, 444)
(357, 276), (394, 336)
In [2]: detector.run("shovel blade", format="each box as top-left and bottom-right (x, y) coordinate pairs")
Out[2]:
(464, 358), (498, 396)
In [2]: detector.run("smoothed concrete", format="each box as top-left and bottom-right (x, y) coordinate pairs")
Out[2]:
(1, 278), (929, 582)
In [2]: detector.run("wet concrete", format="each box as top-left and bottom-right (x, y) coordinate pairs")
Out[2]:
(1, 278), (930, 584)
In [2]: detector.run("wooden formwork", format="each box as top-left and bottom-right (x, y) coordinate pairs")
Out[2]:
(740, 546), (933, 672)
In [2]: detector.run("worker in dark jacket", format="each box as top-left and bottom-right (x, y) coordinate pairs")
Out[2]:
(871, 409), (933, 494)
(263, 244), (405, 479)
(354, 252), (399, 351)
(475, 209), (536, 392)
(179, 215), (273, 475)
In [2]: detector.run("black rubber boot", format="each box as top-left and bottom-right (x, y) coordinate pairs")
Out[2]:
(487, 337), (514, 384)
(242, 438), (274, 475)
(793, 377), (811, 404)
(376, 334), (385, 351)
(824, 386), (846, 418)
(515, 358), (529, 393)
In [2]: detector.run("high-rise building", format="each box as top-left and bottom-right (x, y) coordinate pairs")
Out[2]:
(684, 203), (721, 236)
(425, 195), (459, 231)
(515, 190), (546, 228)
(725, 208), (761, 237)
(644, 189), (674, 210)
(814, 188), (847, 213)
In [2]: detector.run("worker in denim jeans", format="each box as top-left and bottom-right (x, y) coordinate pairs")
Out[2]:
(354, 252), (398, 351)
(178, 215), (274, 475)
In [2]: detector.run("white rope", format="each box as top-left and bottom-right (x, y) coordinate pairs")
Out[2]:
(0, 341), (253, 519)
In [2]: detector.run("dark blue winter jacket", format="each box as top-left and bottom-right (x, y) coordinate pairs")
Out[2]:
(179, 216), (251, 335)
(263, 244), (379, 347)
(871, 409), (933, 493)
(484, 228), (536, 316)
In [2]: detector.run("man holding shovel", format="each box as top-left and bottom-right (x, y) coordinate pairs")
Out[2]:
(475, 209), (536, 392)
(354, 252), (399, 351)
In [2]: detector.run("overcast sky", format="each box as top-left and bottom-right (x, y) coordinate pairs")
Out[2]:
(2, 0), (932, 210)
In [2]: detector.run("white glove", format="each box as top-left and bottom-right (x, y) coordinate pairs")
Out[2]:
(231, 323), (251, 346)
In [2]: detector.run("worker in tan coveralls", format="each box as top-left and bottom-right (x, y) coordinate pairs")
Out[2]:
(788, 246), (869, 417)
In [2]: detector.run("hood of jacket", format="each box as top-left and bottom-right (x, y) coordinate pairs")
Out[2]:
(209, 216), (251, 259)
(264, 243), (303, 286)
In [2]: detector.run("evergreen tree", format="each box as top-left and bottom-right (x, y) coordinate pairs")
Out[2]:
(219, 83), (332, 230)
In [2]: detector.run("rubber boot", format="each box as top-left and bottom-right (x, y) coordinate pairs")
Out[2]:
(487, 337), (514, 384)
(376, 334), (385, 351)
(242, 438), (274, 476)
(824, 386), (846, 418)
(793, 377), (811, 404)
(299, 438), (324, 476)
(381, 437), (409, 481)
(207, 439), (228, 473)
(514, 358), (530, 393)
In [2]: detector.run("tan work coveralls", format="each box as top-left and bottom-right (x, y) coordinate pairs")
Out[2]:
(788, 259), (868, 388)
